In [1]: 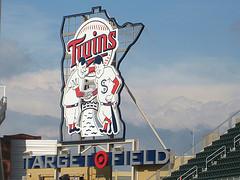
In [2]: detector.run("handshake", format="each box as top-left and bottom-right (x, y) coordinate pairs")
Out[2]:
(84, 91), (93, 99)
(83, 88), (97, 100)
(71, 78), (79, 90)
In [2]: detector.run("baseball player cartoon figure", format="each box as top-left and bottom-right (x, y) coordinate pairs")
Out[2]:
(93, 55), (122, 135)
(62, 57), (90, 135)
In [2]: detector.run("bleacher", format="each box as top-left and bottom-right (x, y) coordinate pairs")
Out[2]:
(163, 122), (240, 180)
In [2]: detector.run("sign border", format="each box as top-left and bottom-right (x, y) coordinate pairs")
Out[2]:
(59, 6), (144, 144)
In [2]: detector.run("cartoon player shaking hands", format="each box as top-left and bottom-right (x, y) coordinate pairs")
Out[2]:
(62, 55), (123, 136)
(62, 57), (92, 135)
(93, 55), (122, 135)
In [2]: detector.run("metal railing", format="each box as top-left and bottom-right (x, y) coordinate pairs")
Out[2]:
(205, 146), (226, 171)
(172, 110), (240, 172)
(177, 166), (198, 180)
(149, 110), (240, 179)
(233, 134), (240, 151)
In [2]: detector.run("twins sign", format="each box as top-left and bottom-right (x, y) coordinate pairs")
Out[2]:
(63, 18), (121, 136)
(60, 7), (144, 143)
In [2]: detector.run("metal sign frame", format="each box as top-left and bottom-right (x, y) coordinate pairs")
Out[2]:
(59, 6), (144, 145)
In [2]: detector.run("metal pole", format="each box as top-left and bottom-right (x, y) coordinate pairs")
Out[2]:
(192, 128), (195, 155)
(0, 86), (6, 102)
(124, 84), (167, 149)
(0, 84), (5, 180)
(131, 139), (137, 180)
(55, 145), (61, 180)
(0, 86), (6, 97)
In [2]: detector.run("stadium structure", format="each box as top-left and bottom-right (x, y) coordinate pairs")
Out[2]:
(0, 86), (7, 179)
(163, 118), (240, 180)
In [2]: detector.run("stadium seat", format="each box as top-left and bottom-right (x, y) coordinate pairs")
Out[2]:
(163, 122), (240, 180)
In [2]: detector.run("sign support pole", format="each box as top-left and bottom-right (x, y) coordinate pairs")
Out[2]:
(124, 84), (167, 149)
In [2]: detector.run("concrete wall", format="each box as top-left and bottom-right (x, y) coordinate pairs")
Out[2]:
(11, 139), (57, 180)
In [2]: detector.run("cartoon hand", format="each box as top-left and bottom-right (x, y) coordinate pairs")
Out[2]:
(85, 91), (92, 99)
(71, 78), (79, 89)
(78, 68), (87, 78)
(112, 95), (119, 105)
(105, 94), (113, 102)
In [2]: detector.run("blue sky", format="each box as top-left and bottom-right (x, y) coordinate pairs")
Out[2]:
(3, 1), (240, 67)
(1, 1), (240, 138)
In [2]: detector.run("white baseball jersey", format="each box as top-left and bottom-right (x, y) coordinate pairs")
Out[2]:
(62, 69), (85, 106)
(95, 66), (120, 103)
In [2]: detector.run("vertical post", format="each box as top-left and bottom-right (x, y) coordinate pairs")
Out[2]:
(0, 92), (5, 179)
(55, 144), (61, 180)
(131, 139), (137, 180)
(228, 117), (232, 129)
(115, 170), (117, 180)
(192, 128), (195, 155)
(168, 160), (171, 175)
(109, 141), (114, 180)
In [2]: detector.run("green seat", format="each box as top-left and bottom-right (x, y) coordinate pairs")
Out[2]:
(163, 123), (240, 180)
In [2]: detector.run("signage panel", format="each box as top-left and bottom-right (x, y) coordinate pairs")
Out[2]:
(24, 150), (170, 169)
(60, 6), (144, 143)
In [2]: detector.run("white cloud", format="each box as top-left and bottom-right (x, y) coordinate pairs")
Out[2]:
(132, 84), (240, 105)
(120, 59), (240, 131)
(0, 3), (63, 118)
(121, 86), (240, 131)
(2, 69), (61, 118)
(125, 57), (240, 86)
(1, 59), (239, 135)
(2, 53), (240, 133)
(1, 1), (240, 134)
(122, 55), (240, 104)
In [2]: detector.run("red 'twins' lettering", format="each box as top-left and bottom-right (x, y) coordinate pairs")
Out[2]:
(67, 30), (117, 67)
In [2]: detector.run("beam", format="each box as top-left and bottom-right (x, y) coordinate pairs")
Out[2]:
(124, 83), (167, 149)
